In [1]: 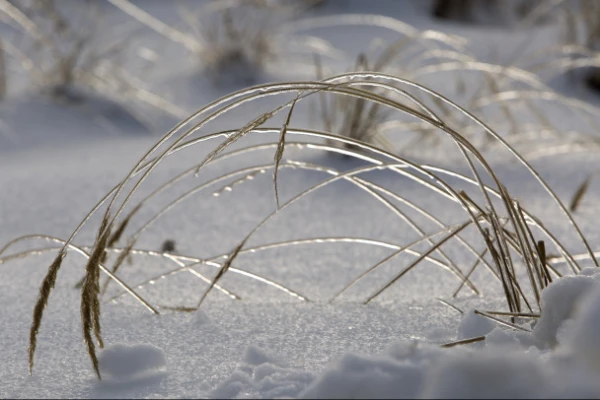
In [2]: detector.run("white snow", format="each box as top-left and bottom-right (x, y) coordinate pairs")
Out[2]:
(1, 0), (600, 398)
(457, 309), (496, 341)
(300, 268), (600, 398)
(561, 285), (600, 373)
(98, 343), (167, 383)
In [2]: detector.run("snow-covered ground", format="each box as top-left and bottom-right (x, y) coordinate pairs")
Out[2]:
(2, 0), (600, 398)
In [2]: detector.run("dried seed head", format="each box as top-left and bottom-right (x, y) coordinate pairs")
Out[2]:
(29, 249), (66, 374)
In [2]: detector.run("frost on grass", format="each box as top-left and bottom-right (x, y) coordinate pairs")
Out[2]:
(6, 71), (597, 382)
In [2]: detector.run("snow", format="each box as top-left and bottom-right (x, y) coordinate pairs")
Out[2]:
(457, 309), (496, 341)
(98, 343), (167, 384)
(533, 269), (600, 348)
(560, 282), (600, 373)
(1, 0), (600, 398)
(300, 270), (600, 398)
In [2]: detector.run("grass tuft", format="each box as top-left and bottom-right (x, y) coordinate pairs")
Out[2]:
(314, 53), (393, 152)
(3, 68), (597, 379)
(109, 0), (288, 86)
(0, 0), (186, 121)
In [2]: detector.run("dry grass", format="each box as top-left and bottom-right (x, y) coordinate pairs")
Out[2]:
(190, 1), (278, 85)
(569, 170), (599, 213)
(313, 53), (394, 152)
(98, 1), (600, 156)
(0, 0), (187, 119)
(1, 70), (597, 378)
(108, 0), (292, 86)
(285, 12), (595, 156)
(0, 2), (599, 380)
(79, 214), (112, 379)
(508, 0), (600, 90)
(28, 249), (65, 375)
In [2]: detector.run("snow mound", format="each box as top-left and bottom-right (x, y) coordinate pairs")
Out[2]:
(533, 268), (600, 347)
(458, 309), (496, 340)
(243, 345), (283, 367)
(421, 351), (546, 399)
(300, 342), (444, 399)
(211, 370), (254, 399)
(98, 343), (167, 383)
(212, 346), (314, 399)
(299, 269), (600, 398)
(298, 338), (600, 399)
(563, 285), (600, 372)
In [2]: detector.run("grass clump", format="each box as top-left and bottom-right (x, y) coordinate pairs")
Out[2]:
(1, 0), (122, 102)
(0, 69), (597, 378)
(190, 2), (279, 85)
(108, 0), (292, 87)
(313, 53), (393, 152)
(0, 0), (186, 120)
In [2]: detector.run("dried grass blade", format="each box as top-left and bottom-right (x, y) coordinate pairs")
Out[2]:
(81, 305), (101, 380)
(429, 166), (581, 273)
(100, 204), (142, 295)
(459, 191), (522, 312)
(509, 200), (541, 305)
(101, 238), (135, 296)
(437, 298), (464, 314)
(194, 109), (278, 176)
(453, 245), (489, 298)
(106, 204), (141, 250)
(481, 311), (540, 318)
(107, 249), (307, 303)
(451, 209), (510, 298)
(28, 249), (66, 375)
(80, 220), (112, 379)
(331, 221), (473, 303)
(273, 95), (299, 209)
(159, 306), (197, 312)
(536, 240), (552, 285)
(515, 202), (553, 295)
(314, 54), (332, 132)
(8, 233), (158, 314)
(569, 174), (591, 212)
(474, 310), (532, 332)
(441, 336), (486, 348)
(364, 219), (474, 304)
(106, 0), (202, 52)
(0, 0), (48, 47)
(482, 226), (522, 313)
(195, 239), (247, 309)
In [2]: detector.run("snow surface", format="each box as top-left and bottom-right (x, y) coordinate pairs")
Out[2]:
(1, 0), (600, 398)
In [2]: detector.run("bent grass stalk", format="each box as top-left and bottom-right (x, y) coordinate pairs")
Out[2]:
(3, 73), (595, 379)
(121, 158), (480, 295)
